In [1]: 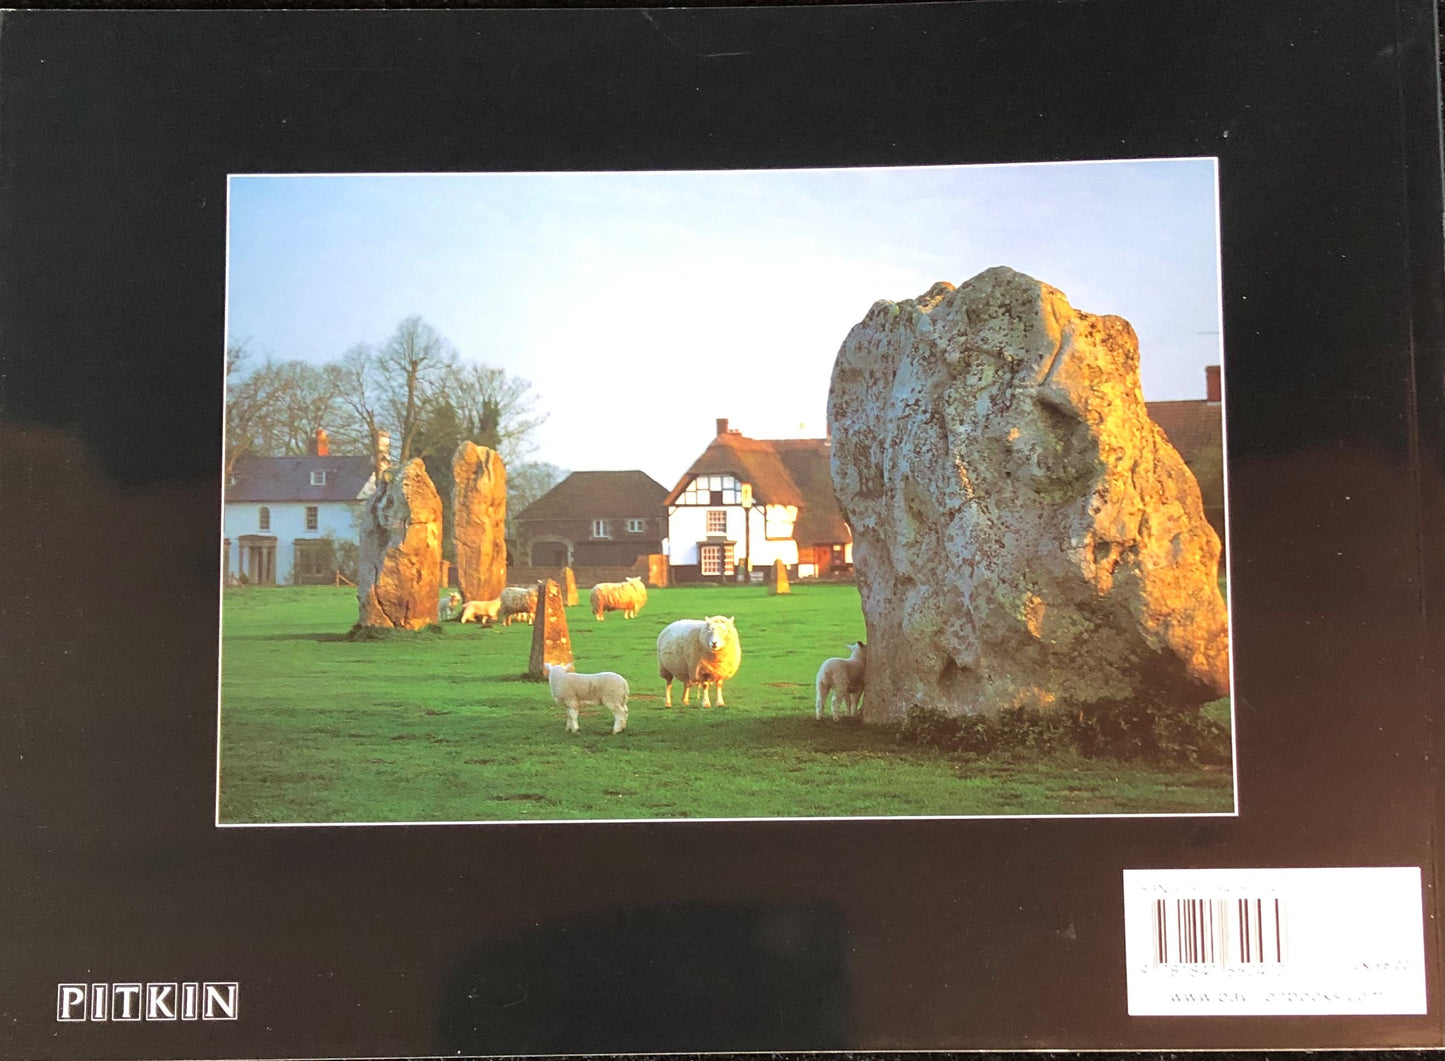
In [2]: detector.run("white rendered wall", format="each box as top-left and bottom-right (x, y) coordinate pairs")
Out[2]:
(222, 500), (361, 583)
(668, 504), (798, 568)
(746, 506), (798, 567)
(667, 505), (741, 566)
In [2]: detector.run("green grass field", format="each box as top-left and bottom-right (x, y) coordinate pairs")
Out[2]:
(218, 584), (1233, 823)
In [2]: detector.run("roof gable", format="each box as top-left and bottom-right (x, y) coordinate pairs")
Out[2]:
(665, 433), (804, 507)
(666, 431), (851, 545)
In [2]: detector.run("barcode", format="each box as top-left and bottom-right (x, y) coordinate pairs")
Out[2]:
(1152, 898), (1287, 965)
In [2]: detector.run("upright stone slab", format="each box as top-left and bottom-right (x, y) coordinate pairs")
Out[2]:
(828, 266), (1229, 722)
(528, 579), (573, 678)
(561, 567), (579, 607)
(357, 458), (443, 630)
(768, 558), (791, 595)
(452, 442), (507, 604)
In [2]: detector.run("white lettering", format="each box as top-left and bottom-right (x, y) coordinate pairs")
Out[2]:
(202, 982), (238, 1020)
(56, 980), (237, 1022)
(56, 985), (86, 1022)
(111, 984), (141, 1021)
(146, 983), (177, 1020)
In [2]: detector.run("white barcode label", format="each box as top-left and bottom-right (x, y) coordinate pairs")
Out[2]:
(1150, 897), (1287, 966)
(1124, 867), (1427, 1016)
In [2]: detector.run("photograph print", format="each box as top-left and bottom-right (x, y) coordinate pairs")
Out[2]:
(219, 158), (1233, 824)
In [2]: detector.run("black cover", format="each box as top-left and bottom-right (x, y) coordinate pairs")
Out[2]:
(1, 1), (1441, 1055)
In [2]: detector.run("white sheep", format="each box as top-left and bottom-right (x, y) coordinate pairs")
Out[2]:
(544, 662), (629, 735)
(589, 576), (647, 621)
(440, 591), (462, 620)
(815, 641), (866, 720)
(656, 616), (741, 708)
(457, 598), (501, 624)
(499, 585), (539, 626)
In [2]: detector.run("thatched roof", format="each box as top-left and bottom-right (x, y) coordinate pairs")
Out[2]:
(666, 429), (851, 546)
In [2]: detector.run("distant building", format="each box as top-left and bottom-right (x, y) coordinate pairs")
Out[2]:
(513, 470), (668, 567)
(664, 419), (852, 583)
(1147, 364), (1226, 539)
(222, 429), (377, 585)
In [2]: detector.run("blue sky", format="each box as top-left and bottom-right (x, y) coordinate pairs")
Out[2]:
(226, 160), (1221, 488)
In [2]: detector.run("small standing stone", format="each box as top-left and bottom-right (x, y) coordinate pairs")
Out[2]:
(768, 558), (791, 595)
(528, 579), (573, 677)
(562, 567), (579, 607)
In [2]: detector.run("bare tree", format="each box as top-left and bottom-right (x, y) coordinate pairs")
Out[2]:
(376, 315), (456, 465)
(334, 343), (388, 477)
(506, 461), (569, 536)
(224, 341), (285, 480)
(445, 361), (547, 466)
(263, 360), (349, 455)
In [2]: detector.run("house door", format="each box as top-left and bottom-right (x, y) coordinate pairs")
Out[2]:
(240, 535), (277, 585)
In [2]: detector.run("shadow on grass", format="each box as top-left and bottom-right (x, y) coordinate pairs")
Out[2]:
(228, 632), (354, 642)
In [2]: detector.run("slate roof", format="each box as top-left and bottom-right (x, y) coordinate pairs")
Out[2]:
(226, 455), (375, 503)
(1146, 400), (1223, 465)
(666, 431), (852, 546)
(516, 470), (668, 521)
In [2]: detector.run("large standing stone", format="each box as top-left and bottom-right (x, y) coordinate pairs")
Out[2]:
(528, 579), (574, 678)
(357, 458), (443, 630)
(452, 442), (507, 604)
(561, 567), (579, 607)
(828, 266), (1229, 722)
(768, 558), (790, 595)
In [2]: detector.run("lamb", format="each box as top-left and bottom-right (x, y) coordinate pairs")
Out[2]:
(440, 591), (462, 621)
(498, 585), (539, 626)
(589, 576), (647, 621)
(656, 616), (741, 708)
(544, 662), (629, 735)
(457, 598), (501, 625)
(815, 641), (866, 720)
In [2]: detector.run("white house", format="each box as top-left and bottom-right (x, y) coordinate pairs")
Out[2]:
(664, 419), (853, 582)
(223, 433), (376, 585)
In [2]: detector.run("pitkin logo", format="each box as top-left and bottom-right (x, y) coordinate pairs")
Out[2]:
(56, 982), (238, 1022)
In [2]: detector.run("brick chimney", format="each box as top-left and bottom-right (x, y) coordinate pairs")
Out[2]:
(307, 427), (330, 456)
(1205, 364), (1222, 404)
(716, 418), (729, 437)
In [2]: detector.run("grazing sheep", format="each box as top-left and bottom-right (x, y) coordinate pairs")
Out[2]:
(499, 585), (539, 626)
(441, 591), (463, 621)
(544, 662), (629, 735)
(656, 616), (741, 708)
(457, 598), (501, 625)
(815, 641), (867, 720)
(589, 576), (647, 621)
